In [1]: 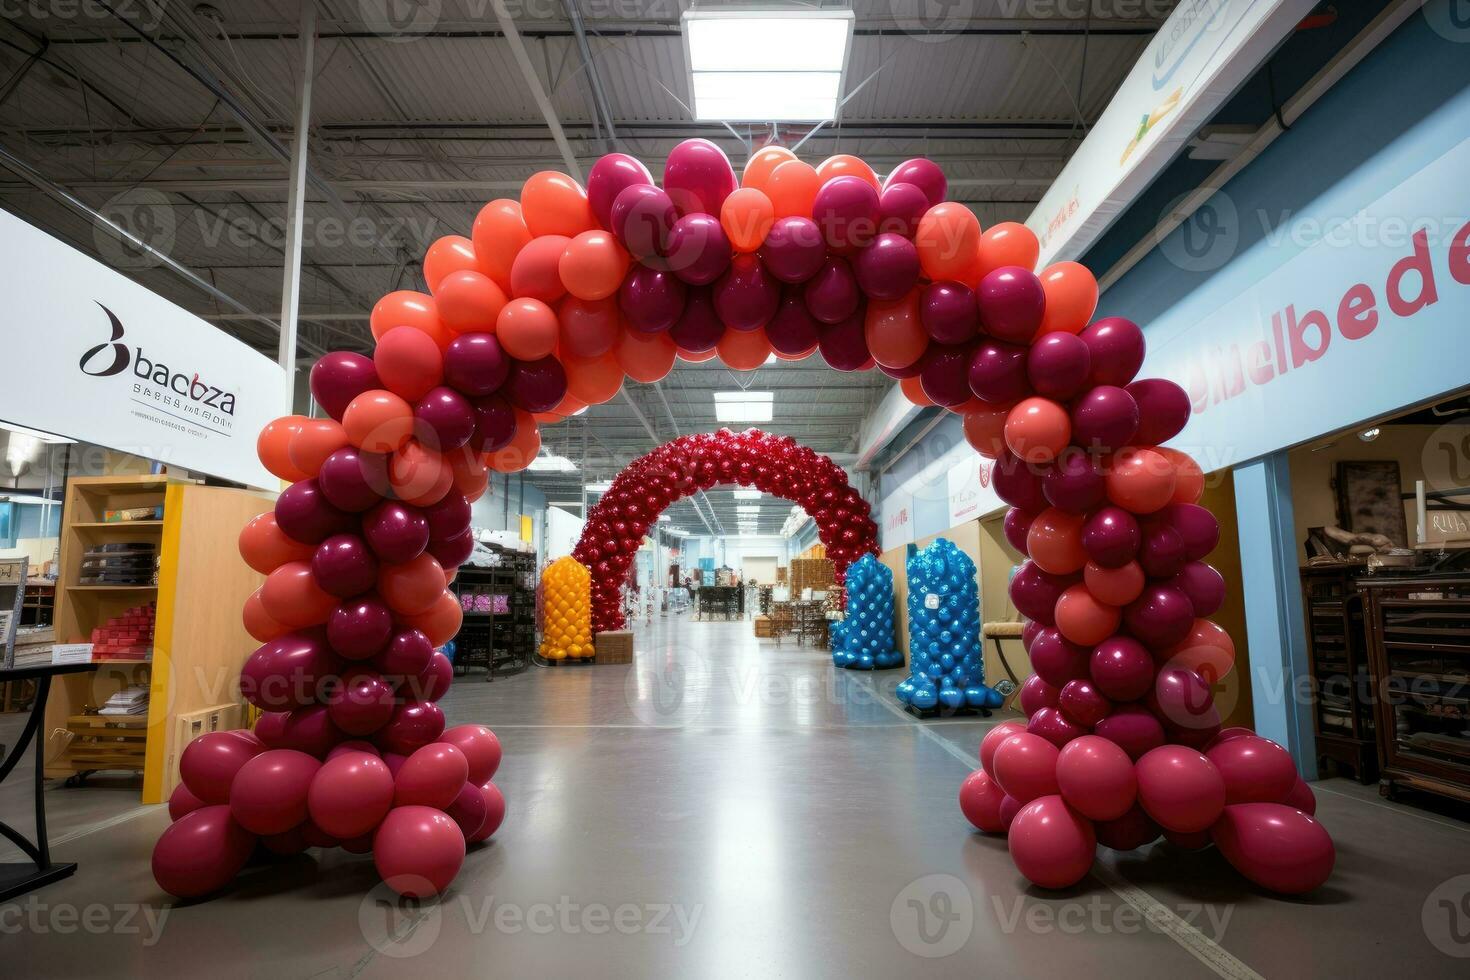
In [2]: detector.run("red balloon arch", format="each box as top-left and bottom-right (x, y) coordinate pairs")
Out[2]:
(574, 429), (878, 633)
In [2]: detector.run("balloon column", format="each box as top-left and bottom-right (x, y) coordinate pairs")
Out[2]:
(540, 556), (593, 661)
(574, 429), (877, 633)
(832, 554), (901, 670)
(897, 539), (1002, 713)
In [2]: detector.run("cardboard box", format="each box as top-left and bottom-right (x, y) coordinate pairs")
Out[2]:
(595, 630), (634, 664)
(753, 616), (773, 638)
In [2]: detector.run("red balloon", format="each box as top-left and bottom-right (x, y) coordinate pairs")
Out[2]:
(439, 724), (502, 784)
(959, 769), (1011, 833)
(991, 731), (1060, 804)
(179, 731), (263, 804)
(1211, 803), (1334, 894)
(979, 720), (1028, 773)
(1008, 795), (1096, 889)
(1055, 735), (1136, 821)
(1135, 745), (1226, 834)
(372, 805), (466, 898)
(394, 743), (470, 809)
(151, 805), (255, 899)
(1205, 735), (1298, 805)
(228, 748), (320, 836)
(468, 781), (506, 843)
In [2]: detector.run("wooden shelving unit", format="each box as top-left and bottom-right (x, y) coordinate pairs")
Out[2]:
(1300, 564), (1377, 782)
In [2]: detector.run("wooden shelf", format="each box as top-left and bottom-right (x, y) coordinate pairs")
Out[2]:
(71, 521), (164, 529)
(65, 584), (158, 592)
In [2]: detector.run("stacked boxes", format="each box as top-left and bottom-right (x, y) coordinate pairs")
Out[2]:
(593, 630), (634, 664)
(91, 602), (155, 660)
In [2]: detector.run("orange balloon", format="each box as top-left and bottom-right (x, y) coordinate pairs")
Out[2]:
(915, 202), (983, 285)
(446, 444), (488, 496)
(1054, 584), (1122, 646)
(369, 290), (449, 347)
(717, 326), (772, 371)
(1106, 448), (1176, 514)
(389, 440), (452, 507)
(766, 160), (821, 218)
(496, 297), (560, 360)
(342, 390), (415, 454)
(472, 199), (532, 291)
(773, 343), (817, 362)
(817, 154), (881, 191)
(559, 230), (630, 300)
(720, 188), (776, 253)
(521, 171), (596, 238)
(977, 222), (1040, 277)
(1038, 261), (1099, 335)
(864, 292), (928, 369)
(616, 328), (677, 383)
(435, 270), (507, 336)
(243, 588), (291, 643)
(239, 511), (313, 574)
(489, 410), (540, 473)
(399, 590), (464, 648)
(373, 326), (444, 402)
(548, 392), (588, 418)
(378, 552), (447, 616)
(423, 235), (478, 292)
(962, 405), (1010, 458)
(742, 145), (797, 191)
(558, 295), (621, 358)
(678, 346), (719, 363)
(1027, 508), (1086, 574)
(563, 349), (625, 404)
(1083, 559), (1145, 606)
(900, 375), (933, 407)
(1162, 619), (1237, 683)
(287, 419), (349, 479)
(257, 415), (309, 483)
(509, 234), (570, 303)
(1157, 446), (1204, 503)
(260, 560), (338, 628)
(1004, 397), (1071, 464)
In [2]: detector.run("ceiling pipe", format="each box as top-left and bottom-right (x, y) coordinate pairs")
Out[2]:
(491, 0), (583, 180)
(618, 388), (721, 538)
(562, 0), (620, 151)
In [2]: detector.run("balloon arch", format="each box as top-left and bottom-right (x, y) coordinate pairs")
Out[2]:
(573, 429), (878, 633)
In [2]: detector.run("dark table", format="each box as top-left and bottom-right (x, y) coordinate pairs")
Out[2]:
(0, 662), (96, 901)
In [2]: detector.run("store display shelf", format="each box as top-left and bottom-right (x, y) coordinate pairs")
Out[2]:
(65, 584), (157, 592)
(71, 521), (164, 530)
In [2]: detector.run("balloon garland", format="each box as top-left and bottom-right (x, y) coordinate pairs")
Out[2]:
(573, 429), (878, 634)
(897, 538), (1001, 712)
(832, 554), (902, 670)
(540, 556), (593, 661)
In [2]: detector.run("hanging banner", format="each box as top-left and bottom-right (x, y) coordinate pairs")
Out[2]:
(947, 454), (997, 528)
(881, 489), (914, 552)
(0, 210), (282, 489)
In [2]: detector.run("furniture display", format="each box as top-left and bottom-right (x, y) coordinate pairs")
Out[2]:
(695, 586), (740, 621)
(1300, 564), (1377, 782)
(454, 544), (533, 678)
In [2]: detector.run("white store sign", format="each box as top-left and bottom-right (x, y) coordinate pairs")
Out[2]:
(0, 210), (283, 489)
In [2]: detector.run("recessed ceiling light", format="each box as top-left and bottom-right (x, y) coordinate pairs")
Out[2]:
(733, 489), (762, 500)
(683, 9), (853, 122)
(713, 390), (774, 423)
(1359, 427), (1381, 442)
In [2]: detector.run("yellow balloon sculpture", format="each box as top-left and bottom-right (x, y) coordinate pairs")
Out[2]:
(540, 556), (593, 660)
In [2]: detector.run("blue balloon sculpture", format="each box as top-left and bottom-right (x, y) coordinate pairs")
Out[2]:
(831, 554), (902, 670)
(894, 538), (1003, 713)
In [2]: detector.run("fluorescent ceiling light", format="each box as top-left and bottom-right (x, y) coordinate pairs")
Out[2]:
(713, 390), (774, 423)
(585, 481), (612, 492)
(733, 489), (763, 500)
(529, 454), (578, 472)
(684, 10), (853, 122)
(658, 514), (671, 522)
(1, 420), (76, 445)
(737, 505), (761, 515)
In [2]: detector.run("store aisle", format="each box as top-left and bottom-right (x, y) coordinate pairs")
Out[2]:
(3, 617), (1469, 977)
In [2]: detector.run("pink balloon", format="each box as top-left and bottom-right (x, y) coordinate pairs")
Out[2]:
(1149, 666), (1219, 740)
(1281, 778), (1317, 815)
(326, 739), (380, 760)
(179, 731), (264, 804)
(620, 264), (687, 333)
(1003, 507), (1035, 555)
(1018, 674), (1059, 716)
(1028, 628), (1090, 688)
(311, 352), (381, 421)
(669, 286), (724, 353)
(959, 769), (1011, 833)
(1092, 705), (1165, 761)
(1211, 803), (1334, 894)
(376, 700), (446, 755)
(327, 667), (396, 736)
(979, 720), (1028, 773)
(1027, 705), (1087, 749)
(445, 780), (489, 839)
(877, 181), (929, 238)
(1058, 678), (1113, 728)
(468, 781), (506, 843)
(1205, 735), (1299, 805)
(759, 216), (826, 283)
(438, 724), (503, 784)
(151, 805), (255, 899)
(991, 731), (1061, 803)
(977, 266), (1045, 344)
(667, 212), (732, 285)
(1008, 795), (1096, 889)
(1094, 803), (1161, 851)
(306, 750), (394, 839)
(803, 257), (860, 325)
(816, 311), (870, 371)
(883, 158), (947, 207)
(228, 748), (320, 836)
(919, 345), (974, 408)
(765, 294), (821, 356)
(854, 233), (920, 300)
(919, 281), (978, 344)
(714, 253), (779, 331)
(394, 742), (469, 810)
(1169, 561), (1226, 618)
(168, 782), (206, 822)
(610, 183), (677, 259)
(1088, 637), (1155, 703)
(1080, 316), (1145, 387)
(375, 627), (435, 678)
(662, 138), (737, 216)
(373, 805), (466, 898)
(406, 650), (454, 703)
(1056, 735), (1137, 821)
(1129, 378), (1191, 445)
(813, 175), (880, 252)
(1135, 745), (1226, 833)
(586, 152), (653, 230)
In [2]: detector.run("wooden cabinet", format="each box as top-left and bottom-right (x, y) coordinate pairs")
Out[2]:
(1300, 565), (1377, 782)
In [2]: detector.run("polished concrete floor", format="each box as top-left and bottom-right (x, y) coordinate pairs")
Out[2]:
(3, 615), (1470, 977)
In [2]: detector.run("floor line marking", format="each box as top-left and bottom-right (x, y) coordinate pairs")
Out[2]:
(1312, 781), (1470, 834)
(0, 802), (158, 863)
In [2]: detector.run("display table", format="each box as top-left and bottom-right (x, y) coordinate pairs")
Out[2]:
(0, 662), (96, 901)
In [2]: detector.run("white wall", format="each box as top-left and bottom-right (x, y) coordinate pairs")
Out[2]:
(545, 506), (585, 561)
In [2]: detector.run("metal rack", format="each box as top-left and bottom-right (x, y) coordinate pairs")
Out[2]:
(452, 547), (534, 680)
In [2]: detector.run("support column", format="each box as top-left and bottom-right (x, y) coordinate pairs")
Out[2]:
(278, 2), (317, 412)
(1232, 454), (1317, 779)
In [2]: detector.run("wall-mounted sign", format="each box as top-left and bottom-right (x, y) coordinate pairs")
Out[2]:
(881, 489), (914, 551)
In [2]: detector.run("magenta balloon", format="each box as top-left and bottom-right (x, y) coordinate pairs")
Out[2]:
(812, 175), (880, 252)
(853, 232), (919, 300)
(327, 668), (396, 735)
(666, 212), (731, 285)
(714, 253), (779, 331)
(610, 183), (677, 259)
(669, 286), (724, 352)
(802, 256), (860, 325)
(443, 332), (510, 397)
(311, 352), (381, 421)
(1003, 506), (1035, 554)
(1008, 794), (1096, 890)
(1281, 778), (1316, 815)
(423, 492), (471, 541)
(876, 358), (925, 380)
(271, 704), (344, 758)
(1028, 627), (1090, 687)
(1124, 584), (1196, 649)
(1056, 735), (1137, 821)
(307, 750), (394, 839)
(168, 782), (206, 822)
(327, 595), (394, 659)
(414, 386), (476, 451)
(1022, 619), (1045, 651)
(1150, 666), (1215, 737)
(877, 181), (929, 238)
(1071, 385), (1139, 452)
(372, 805), (466, 898)
(319, 447), (389, 512)
(406, 650), (454, 703)
(375, 701), (446, 756)
(179, 731), (263, 804)
(362, 500), (430, 564)
(979, 721), (1028, 773)
(427, 528), (475, 569)
(968, 339), (1030, 404)
(229, 748), (319, 835)
(394, 743), (469, 809)
(977, 266), (1045, 344)
(766, 295), (821, 356)
(504, 356), (567, 413)
(919, 281), (978, 344)
(586, 152), (653, 230)
(469, 781), (506, 842)
(151, 805), (255, 899)
(1205, 735), (1298, 805)
(472, 393), (516, 453)
(276, 479), (353, 545)
(1026, 333), (1092, 400)
(1169, 561), (1225, 617)
(919, 345), (973, 407)
(1212, 803), (1334, 894)
(445, 780), (489, 839)
(1027, 705), (1087, 749)
(375, 628), (435, 678)
(1058, 678), (1113, 728)
(883, 158), (947, 207)
(1081, 506), (1140, 567)
(1136, 745), (1226, 834)
(991, 731), (1061, 803)
(1089, 636), (1155, 702)
(439, 724), (502, 784)
(312, 533), (380, 597)
(620, 264), (686, 333)
(1093, 704), (1166, 761)
(758, 216), (826, 283)
(1138, 523), (1185, 580)
(1129, 378), (1191, 445)
(663, 138), (737, 217)
(817, 311), (871, 371)
(1042, 449), (1106, 514)
(1080, 316), (1146, 387)
(1019, 673), (1059, 716)
(240, 629), (337, 711)
(991, 452), (1047, 512)
(1095, 802), (1162, 851)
